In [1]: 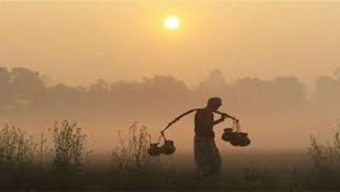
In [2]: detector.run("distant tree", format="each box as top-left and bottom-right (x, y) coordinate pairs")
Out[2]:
(42, 84), (85, 113)
(233, 76), (306, 114)
(86, 79), (110, 108)
(315, 75), (340, 108)
(333, 67), (340, 81)
(272, 76), (306, 109)
(0, 67), (11, 109)
(196, 69), (231, 96)
(8, 67), (46, 111)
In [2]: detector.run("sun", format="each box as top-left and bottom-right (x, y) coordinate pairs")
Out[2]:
(164, 16), (180, 31)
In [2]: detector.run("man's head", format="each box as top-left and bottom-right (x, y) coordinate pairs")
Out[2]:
(206, 97), (222, 111)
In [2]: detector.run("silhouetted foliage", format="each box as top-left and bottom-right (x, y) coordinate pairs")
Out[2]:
(1, 66), (340, 150)
(111, 122), (153, 174)
(0, 125), (36, 168)
(0, 121), (340, 190)
(308, 124), (340, 190)
(51, 120), (88, 169)
(315, 68), (340, 109)
(0, 66), (311, 117)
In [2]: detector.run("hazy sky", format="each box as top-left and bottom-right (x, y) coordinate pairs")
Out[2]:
(1, 0), (340, 87)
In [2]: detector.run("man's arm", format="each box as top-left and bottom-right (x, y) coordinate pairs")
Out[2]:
(214, 111), (239, 121)
(196, 111), (225, 127)
(212, 111), (240, 125)
(212, 114), (226, 125)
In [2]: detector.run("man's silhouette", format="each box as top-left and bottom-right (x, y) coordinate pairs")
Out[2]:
(194, 97), (230, 179)
(161, 97), (238, 180)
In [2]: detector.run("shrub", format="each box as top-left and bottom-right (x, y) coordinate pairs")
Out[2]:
(308, 127), (340, 171)
(111, 122), (153, 174)
(308, 124), (340, 189)
(51, 120), (88, 170)
(0, 124), (36, 168)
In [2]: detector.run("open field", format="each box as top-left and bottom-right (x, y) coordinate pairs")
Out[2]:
(0, 150), (312, 191)
(1, 121), (340, 191)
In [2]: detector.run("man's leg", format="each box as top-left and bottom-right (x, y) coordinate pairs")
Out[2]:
(211, 140), (222, 175)
(194, 137), (203, 181)
(194, 137), (211, 181)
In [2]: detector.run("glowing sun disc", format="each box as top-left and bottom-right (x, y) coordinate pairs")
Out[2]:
(164, 16), (180, 31)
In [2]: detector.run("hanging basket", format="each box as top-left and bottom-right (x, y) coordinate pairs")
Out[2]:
(223, 120), (251, 147)
(147, 143), (162, 156)
(222, 128), (237, 142)
(160, 140), (176, 155)
(148, 133), (176, 156)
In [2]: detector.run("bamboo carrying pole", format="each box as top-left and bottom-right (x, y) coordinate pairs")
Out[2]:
(160, 108), (239, 140)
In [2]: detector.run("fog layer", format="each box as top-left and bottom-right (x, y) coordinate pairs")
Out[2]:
(0, 67), (339, 152)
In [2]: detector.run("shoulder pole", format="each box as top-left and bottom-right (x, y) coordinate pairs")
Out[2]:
(161, 109), (238, 136)
(161, 108), (199, 135)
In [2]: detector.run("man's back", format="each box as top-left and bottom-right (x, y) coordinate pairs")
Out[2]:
(194, 108), (215, 138)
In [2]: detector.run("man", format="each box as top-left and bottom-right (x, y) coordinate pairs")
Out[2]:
(194, 97), (237, 179)
(160, 97), (238, 180)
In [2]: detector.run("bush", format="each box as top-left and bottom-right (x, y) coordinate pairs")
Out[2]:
(308, 124), (340, 190)
(111, 122), (153, 174)
(0, 125), (36, 168)
(51, 120), (88, 170)
(308, 128), (340, 170)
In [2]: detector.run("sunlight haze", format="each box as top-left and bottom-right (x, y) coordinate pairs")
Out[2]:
(1, 1), (340, 87)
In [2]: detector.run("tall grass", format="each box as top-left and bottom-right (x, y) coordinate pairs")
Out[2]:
(308, 124), (340, 190)
(109, 122), (166, 190)
(111, 122), (152, 174)
(2, 120), (340, 190)
(51, 120), (88, 170)
(0, 125), (37, 168)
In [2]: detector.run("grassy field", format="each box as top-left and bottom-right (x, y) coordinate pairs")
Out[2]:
(0, 151), (312, 191)
(0, 121), (340, 191)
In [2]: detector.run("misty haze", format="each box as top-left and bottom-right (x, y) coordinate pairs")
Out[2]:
(2, 1), (340, 191)
(1, 66), (340, 152)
